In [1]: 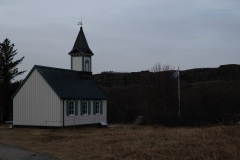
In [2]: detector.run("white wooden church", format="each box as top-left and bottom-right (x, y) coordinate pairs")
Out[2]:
(13, 25), (107, 127)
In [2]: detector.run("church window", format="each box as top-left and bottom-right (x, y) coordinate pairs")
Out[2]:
(94, 100), (103, 115)
(83, 100), (88, 115)
(67, 100), (78, 116)
(95, 101), (100, 114)
(85, 59), (89, 71)
(69, 100), (75, 115)
(81, 100), (91, 115)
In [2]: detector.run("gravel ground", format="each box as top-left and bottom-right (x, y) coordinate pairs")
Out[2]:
(0, 144), (54, 160)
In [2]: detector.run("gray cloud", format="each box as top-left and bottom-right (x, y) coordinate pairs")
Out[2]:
(0, 0), (240, 80)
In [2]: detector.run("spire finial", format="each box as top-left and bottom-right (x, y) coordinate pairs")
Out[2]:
(77, 20), (83, 28)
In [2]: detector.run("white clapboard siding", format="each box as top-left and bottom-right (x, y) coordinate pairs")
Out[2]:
(13, 69), (61, 126)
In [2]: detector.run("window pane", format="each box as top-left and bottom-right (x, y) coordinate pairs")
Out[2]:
(69, 101), (74, 115)
(96, 101), (100, 114)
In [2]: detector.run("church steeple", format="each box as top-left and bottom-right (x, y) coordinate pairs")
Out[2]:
(68, 24), (93, 72)
(68, 26), (94, 56)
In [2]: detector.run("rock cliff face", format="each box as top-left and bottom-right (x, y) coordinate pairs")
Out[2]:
(94, 71), (150, 87)
(180, 64), (240, 83)
(94, 64), (240, 87)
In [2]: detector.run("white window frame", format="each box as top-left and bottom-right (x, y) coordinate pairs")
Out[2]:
(95, 101), (100, 115)
(83, 100), (88, 115)
(69, 100), (75, 116)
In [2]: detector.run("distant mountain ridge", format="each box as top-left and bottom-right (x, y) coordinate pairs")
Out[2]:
(181, 64), (240, 83)
(94, 64), (240, 86)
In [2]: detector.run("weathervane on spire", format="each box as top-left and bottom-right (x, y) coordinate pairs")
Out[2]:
(78, 20), (83, 27)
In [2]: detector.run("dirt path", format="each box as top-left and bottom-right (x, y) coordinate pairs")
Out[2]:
(0, 144), (54, 160)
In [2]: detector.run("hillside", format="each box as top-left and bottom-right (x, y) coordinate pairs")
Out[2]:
(94, 64), (240, 125)
(94, 64), (240, 87)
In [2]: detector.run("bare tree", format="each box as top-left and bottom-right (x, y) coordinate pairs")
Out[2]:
(140, 63), (178, 124)
(150, 63), (174, 72)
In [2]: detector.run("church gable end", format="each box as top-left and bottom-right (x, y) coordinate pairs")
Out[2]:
(13, 68), (61, 126)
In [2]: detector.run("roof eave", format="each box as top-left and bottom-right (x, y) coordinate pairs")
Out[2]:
(68, 48), (94, 56)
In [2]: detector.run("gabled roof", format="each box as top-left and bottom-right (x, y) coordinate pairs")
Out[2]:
(13, 65), (107, 100)
(68, 26), (94, 55)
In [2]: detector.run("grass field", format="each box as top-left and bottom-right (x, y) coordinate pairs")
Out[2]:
(0, 125), (240, 160)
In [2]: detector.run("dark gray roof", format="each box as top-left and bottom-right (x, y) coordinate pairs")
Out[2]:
(68, 26), (94, 55)
(13, 65), (107, 100)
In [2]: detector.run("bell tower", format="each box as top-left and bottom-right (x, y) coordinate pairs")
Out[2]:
(68, 22), (94, 72)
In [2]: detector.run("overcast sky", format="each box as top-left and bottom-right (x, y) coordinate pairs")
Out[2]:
(1, 0), (240, 80)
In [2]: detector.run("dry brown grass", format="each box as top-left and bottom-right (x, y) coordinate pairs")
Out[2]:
(0, 125), (240, 160)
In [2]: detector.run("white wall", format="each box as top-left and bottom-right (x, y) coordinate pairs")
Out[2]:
(72, 56), (82, 71)
(13, 69), (61, 126)
(63, 100), (107, 126)
(71, 56), (91, 72)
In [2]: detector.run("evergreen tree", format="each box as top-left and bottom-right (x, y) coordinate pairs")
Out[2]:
(0, 38), (25, 122)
